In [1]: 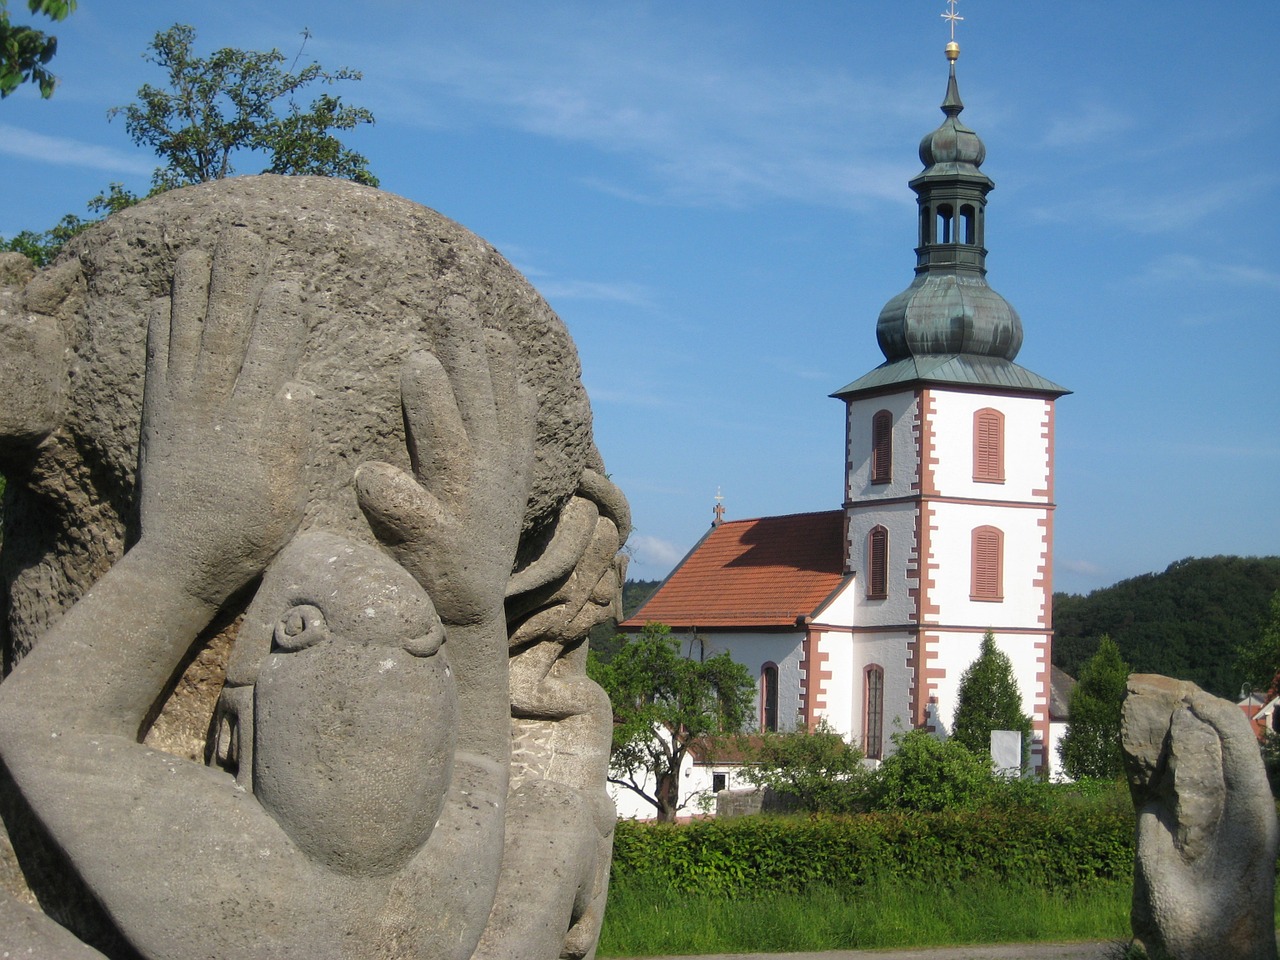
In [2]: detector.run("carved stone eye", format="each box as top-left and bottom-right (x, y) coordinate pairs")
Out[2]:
(272, 604), (329, 652)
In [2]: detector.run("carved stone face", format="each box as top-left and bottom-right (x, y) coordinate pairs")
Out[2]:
(229, 531), (458, 876)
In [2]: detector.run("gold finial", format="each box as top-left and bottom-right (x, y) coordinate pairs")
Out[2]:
(942, 0), (963, 59)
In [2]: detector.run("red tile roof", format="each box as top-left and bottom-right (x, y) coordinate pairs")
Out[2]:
(623, 510), (847, 629)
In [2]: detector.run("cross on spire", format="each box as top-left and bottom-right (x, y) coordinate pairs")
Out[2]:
(942, 0), (963, 42)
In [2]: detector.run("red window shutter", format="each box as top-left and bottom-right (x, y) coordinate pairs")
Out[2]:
(872, 410), (892, 484)
(868, 527), (888, 599)
(972, 527), (1003, 599)
(973, 409), (1004, 482)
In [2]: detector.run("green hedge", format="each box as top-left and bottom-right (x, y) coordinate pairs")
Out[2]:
(611, 808), (1134, 897)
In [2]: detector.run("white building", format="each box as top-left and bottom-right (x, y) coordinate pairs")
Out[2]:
(622, 42), (1069, 789)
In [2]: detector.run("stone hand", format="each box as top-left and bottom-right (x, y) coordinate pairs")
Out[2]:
(355, 328), (536, 627)
(138, 227), (313, 606)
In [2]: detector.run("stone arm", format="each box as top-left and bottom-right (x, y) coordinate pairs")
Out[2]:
(0, 229), (321, 957)
(354, 328), (537, 959)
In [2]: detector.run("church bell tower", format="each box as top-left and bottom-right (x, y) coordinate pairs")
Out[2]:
(831, 31), (1069, 770)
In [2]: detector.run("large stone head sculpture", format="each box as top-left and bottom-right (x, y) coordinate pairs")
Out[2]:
(0, 176), (626, 960)
(0, 174), (605, 662)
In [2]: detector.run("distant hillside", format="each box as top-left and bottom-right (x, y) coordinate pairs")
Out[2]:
(1053, 556), (1280, 698)
(622, 579), (661, 619)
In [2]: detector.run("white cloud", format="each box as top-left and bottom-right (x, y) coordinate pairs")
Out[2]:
(0, 124), (152, 176)
(1039, 103), (1133, 149)
(1028, 179), (1256, 236)
(537, 279), (652, 306)
(348, 9), (925, 211)
(1139, 253), (1280, 291)
(626, 534), (686, 575)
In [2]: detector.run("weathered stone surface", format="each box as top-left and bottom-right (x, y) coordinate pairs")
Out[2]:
(1122, 673), (1279, 960)
(0, 893), (108, 959)
(0, 175), (592, 666)
(0, 177), (624, 959)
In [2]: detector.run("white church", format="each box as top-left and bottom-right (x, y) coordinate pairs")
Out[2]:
(621, 39), (1071, 803)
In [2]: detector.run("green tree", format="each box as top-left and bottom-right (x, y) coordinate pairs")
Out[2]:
(1054, 556), (1280, 697)
(111, 24), (378, 191)
(738, 719), (871, 813)
(952, 630), (1033, 762)
(1, 183), (140, 267)
(873, 729), (993, 812)
(0, 0), (75, 99)
(1058, 634), (1129, 780)
(587, 622), (754, 821)
(3, 24), (380, 267)
(1237, 589), (1280, 694)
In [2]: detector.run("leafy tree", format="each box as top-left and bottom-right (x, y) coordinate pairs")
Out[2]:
(1058, 634), (1129, 780)
(3, 22), (380, 267)
(588, 622), (754, 821)
(952, 630), (1032, 762)
(1237, 589), (1280, 694)
(738, 719), (871, 813)
(1, 183), (140, 266)
(1054, 556), (1280, 697)
(0, 0), (75, 99)
(872, 729), (993, 812)
(110, 24), (378, 191)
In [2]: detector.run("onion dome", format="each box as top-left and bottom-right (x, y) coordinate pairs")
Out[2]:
(874, 44), (1023, 364)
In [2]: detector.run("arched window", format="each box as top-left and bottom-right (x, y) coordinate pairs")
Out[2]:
(871, 409), (893, 484)
(936, 203), (954, 243)
(971, 525), (1004, 601)
(867, 526), (888, 600)
(760, 663), (779, 732)
(864, 665), (885, 760)
(973, 407), (1004, 482)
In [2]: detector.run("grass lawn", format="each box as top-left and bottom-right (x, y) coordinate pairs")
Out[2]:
(597, 875), (1133, 957)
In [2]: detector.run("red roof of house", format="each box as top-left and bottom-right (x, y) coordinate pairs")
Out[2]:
(622, 510), (847, 629)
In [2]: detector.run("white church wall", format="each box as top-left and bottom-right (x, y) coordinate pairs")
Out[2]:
(926, 391), (1052, 502)
(607, 747), (732, 821)
(925, 629), (1050, 763)
(1047, 720), (1070, 782)
(926, 500), (1049, 627)
(845, 500), (918, 625)
(814, 577), (859, 627)
(695, 630), (804, 732)
(848, 631), (914, 754)
(812, 628), (855, 740)
(845, 391), (919, 501)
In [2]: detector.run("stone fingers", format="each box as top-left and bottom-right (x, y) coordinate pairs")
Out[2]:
(401, 349), (470, 493)
(194, 228), (267, 397)
(165, 248), (212, 392)
(232, 279), (305, 410)
(354, 460), (448, 557)
(485, 328), (537, 491)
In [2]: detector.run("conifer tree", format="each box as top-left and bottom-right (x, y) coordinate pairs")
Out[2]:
(1058, 634), (1129, 780)
(951, 630), (1032, 760)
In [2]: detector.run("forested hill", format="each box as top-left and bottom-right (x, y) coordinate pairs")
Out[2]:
(1053, 556), (1280, 699)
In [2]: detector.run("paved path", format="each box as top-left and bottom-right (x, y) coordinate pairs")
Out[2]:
(633, 943), (1120, 960)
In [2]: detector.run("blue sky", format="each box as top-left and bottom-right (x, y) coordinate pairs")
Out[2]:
(2, 1), (1276, 595)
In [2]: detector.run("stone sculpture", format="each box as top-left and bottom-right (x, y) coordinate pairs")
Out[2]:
(0, 176), (627, 959)
(1121, 673), (1279, 960)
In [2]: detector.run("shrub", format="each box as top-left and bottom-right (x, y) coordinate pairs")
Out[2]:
(737, 719), (874, 814)
(610, 802), (1134, 897)
(872, 729), (994, 812)
(1059, 635), (1129, 780)
(952, 630), (1033, 761)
